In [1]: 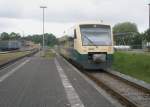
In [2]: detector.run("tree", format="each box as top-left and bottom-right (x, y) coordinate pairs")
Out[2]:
(10, 32), (21, 40)
(24, 33), (58, 47)
(0, 32), (21, 40)
(143, 29), (150, 42)
(0, 32), (10, 40)
(113, 22), (138, 34)
(44, 33), (58, 46)
(113, 22), (140, 47)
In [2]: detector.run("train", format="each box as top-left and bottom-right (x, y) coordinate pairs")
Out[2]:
(0, 40), (21, 51)
(58, 22), (114, 70)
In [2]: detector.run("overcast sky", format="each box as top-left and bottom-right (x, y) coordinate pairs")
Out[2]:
(0, 0), (149, 37)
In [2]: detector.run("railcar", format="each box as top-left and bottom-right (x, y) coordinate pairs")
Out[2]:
(58, 22), (114, 70)
(0, 40), (21, 51)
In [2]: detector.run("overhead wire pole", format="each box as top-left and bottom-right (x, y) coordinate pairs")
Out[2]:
(40, 6), (47, 53)
(148, 3), (150, 50)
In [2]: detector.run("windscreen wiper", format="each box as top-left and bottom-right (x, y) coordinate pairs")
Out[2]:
(83, 34), (98, 46)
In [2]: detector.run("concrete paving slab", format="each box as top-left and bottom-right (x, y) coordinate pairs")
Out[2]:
(0, 53), (69, 107)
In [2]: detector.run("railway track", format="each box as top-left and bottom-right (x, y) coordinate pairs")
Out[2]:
(85, 71), (150, 107)
(58, 52), (150, 107)
(0, 48), (37, 54)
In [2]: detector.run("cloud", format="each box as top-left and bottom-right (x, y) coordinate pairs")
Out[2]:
(0, 0), (23, 18)
(0, 17), (74, 37)
(0, 0), (149, 36)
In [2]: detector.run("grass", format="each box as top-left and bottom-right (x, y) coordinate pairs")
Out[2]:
(112, 51), (150, 83)
(0, 51), (31, 64)
(42, 49), (56, 59)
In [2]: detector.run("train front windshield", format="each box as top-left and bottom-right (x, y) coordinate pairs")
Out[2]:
(80, 25), (112, 46)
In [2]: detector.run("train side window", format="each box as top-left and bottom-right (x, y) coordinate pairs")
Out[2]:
(74, 29), (77, 39)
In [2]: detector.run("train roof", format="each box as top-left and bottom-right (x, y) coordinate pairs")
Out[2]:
(67, 22), (111, 29)
(76, 21), (111, 26)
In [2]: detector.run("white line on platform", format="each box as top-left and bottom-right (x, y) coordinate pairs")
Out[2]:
(61, 57), (123, 107)
(0, 59), (30, 82)
(54, 58), (84, 107)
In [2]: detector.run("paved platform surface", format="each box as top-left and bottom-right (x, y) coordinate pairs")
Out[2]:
(0, 52), (116, 107)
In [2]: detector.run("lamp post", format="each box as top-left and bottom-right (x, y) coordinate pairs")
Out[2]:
(40, 6), (47, 51)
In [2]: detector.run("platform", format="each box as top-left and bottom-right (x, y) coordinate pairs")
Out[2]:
(0, 52), (116, 107)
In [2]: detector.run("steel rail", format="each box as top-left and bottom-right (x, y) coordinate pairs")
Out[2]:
(0, 49), (39, 70)
(106, 71), (150, 93)
(85, 72), (150, 107)
(58, 52), (150, 107)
